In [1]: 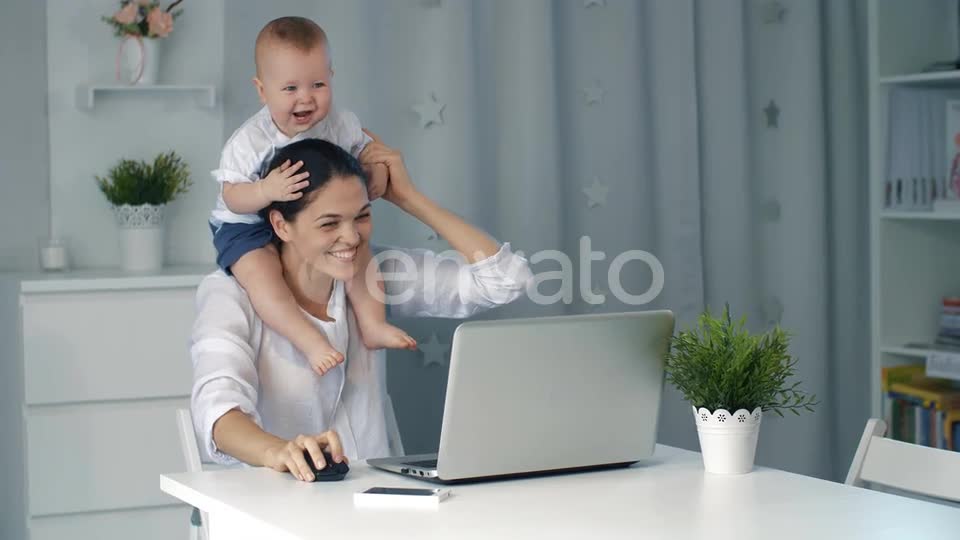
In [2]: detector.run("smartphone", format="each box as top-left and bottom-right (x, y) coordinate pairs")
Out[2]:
(353, 486), (451, 509)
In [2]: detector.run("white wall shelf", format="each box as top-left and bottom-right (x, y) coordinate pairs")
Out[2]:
(879, 70), (960, 87)
(879, 344), (932, 358)
(76, 84), (217, 110)
(880, 210), (960, 221)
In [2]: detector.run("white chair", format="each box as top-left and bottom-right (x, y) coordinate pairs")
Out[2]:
(845, 418), (960, 504)
(176, 408), (211, 540)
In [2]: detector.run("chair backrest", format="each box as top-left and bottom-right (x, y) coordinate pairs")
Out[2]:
(176, 408), (203, 473)
(176, 408), (209, 540)
(845, 418), (960, 503)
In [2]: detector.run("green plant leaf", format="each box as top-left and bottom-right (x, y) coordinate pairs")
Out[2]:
(95, 151), (192, 206)
(663, 305), (819, 416)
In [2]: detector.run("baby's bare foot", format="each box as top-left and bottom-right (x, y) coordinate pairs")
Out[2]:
(306, 342), (344, 376)
(362, 323), (417, 351)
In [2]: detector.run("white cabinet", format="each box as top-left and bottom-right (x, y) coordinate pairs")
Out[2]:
(0, 267), (212, 540)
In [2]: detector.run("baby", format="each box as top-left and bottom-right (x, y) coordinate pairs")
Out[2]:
(209, 16), (416, 375)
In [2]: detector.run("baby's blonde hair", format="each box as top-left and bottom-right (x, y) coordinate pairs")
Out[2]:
(255, 16), (330, 76)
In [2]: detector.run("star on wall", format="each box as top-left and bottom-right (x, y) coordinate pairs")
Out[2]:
(583, 177), (609, 208)
(413, 93), (446, 129)
(583, 0), (606, 7)
(761, 1), (788, 24)
(425, 228), (446, 249)
(763, 100), (780, 128)
(583, 82), (604, 106)
(760, 199), (781, 222)
(762, 296), (784, 327)
(420, 333), (449, 368)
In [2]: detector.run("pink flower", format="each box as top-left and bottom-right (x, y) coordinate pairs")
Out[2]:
(113, 2), (138, 25)
(146, 7), (173, 38)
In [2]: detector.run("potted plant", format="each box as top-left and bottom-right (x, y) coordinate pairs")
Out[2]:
(102, 0), (184, 85)
(96, 151), (191, 272)
(664, 305), (818, 474)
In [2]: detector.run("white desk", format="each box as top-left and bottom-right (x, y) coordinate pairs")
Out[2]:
(160, 445), (960, 539)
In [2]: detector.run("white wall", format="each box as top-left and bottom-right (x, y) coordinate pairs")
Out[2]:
(0, 1), (50, 271)
(46, 0), (224, 268)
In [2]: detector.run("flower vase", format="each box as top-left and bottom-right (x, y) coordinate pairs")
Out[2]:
(692, 406), (762, 475)
(113, 204), (165, 272)
(117, 36), (161, 85)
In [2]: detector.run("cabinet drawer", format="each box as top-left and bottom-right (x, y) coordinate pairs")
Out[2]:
(22, 288), (195, 404)
(27, 398), (189, 516)
(30, 505), (191, 540)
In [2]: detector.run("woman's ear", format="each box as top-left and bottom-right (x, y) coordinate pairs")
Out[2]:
(269, 209), (292, 243)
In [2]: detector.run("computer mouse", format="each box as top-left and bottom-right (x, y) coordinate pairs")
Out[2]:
(303, 449), (349, 482)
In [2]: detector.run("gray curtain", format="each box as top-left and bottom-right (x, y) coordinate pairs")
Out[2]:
(223, 0), (869, 480)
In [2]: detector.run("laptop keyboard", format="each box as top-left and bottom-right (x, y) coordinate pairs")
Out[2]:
(404, 459), (438, 469)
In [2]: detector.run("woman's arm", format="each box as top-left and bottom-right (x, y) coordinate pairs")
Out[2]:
(395, 191), (499, 263)
(213, 409), (346, 482)
(359, 131), (532, 319)
(359, 130), (498, 262)
(191, 273), (346, 481)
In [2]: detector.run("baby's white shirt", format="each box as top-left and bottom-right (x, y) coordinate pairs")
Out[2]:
(210, 105), (372, 228)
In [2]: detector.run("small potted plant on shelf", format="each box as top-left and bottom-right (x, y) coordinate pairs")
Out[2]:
(664, 305), (818, 474)
(102, 0), (185, 85)
(96, 151), (191, 272)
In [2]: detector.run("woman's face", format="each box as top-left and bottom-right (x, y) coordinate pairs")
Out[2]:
(275, 175), (372, 282)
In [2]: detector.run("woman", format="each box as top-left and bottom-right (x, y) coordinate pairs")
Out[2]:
(191, 134), (532, 482)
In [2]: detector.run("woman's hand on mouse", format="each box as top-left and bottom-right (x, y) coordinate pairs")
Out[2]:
(262, 431), (348, 482)
(359, 129), (418, 207)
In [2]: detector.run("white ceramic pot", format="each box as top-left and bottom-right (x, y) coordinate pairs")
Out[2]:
(113, 204), (165, 272)
(692, 406), (762, 475)
(118, 36), (161, 85)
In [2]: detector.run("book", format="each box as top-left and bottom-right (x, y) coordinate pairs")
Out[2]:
(881, 364), (926, 393)
(889, 379), (960, 410)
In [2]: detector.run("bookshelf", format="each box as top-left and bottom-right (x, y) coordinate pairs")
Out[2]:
(868, 0), (960, 421)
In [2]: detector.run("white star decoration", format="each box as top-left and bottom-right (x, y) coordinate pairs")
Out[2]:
(760, 199), (781, 222)
(420, 333), (449, 368)
(763, 100), (780, 128)
(413, 93), (446, 129)
(425, 228), (445, 247)
(583, 0), (606, 7)
(761, 1), (788, 24)
(583, 177), (609, 208)
(583, 82), (604, 106)
(762, 297), (784, 326)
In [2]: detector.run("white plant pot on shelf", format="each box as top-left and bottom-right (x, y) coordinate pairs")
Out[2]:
(113, 204), (165, 272)
(693, 406), (762, 475)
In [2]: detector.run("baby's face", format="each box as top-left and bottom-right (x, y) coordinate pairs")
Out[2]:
(255, 43), (333, 138)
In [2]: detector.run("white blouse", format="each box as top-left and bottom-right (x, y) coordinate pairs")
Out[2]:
(190, 243), (532, 465)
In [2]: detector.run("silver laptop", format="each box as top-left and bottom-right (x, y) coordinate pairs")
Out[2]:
(367, 310), (675, 484)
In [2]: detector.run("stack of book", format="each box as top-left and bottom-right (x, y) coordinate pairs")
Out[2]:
(882, 365), (960, 450)
(938, 297), (960, 349)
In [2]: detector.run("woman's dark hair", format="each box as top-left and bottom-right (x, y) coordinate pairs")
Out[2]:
(258, 138), (368, 223)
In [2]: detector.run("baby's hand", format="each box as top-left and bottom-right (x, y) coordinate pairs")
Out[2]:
(259, 159), (310, 203)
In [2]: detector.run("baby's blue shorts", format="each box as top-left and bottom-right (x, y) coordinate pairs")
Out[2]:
(209, 220), (274, 275)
